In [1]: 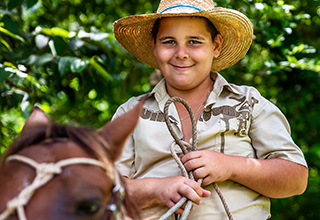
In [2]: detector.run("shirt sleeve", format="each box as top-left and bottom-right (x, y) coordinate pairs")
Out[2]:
(249, 96), (308, 168)
(113, 99), (138, 177)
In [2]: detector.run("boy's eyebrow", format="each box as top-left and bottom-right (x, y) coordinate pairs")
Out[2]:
(158, 36), (174, 41)
(188, 35), (205, 40)
(158, 36), (206, 41)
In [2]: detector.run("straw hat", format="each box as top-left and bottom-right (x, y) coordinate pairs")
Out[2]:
(113, 0), (253, 72)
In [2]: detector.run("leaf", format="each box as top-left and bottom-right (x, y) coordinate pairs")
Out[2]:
(8, 0), (23, 10)
(22, 54), (39, 66)
(89, 56), (111, 79)
(0, 37), (12, 51)
(36, 53), (53, 67)
(287, 56), (298, 64)
(89, 33), (109, 41)
(58, 56), (76, 77)
(0, 27), (25, 42)
(70, 58), (89, 73)
(7, 93), (23, 107)
(48, 37), (67, 56)
(41, 27), (70, 38)
(35, 34), (49, 49)
(289, 44), (305, 55)
(48, 40), (57, 57)
(51, 27), (70, 38)
(26, 0), (38, 8)
(77, 30), (109, 41)
(0, 67), (12, 82)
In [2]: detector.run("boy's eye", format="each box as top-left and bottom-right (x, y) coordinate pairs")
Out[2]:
(162, 40), (175, 44)
(189, 40), (202, 45)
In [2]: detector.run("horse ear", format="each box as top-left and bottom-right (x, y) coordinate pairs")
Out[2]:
(20, 105), (50, 136)
(98, 95), (147, 161)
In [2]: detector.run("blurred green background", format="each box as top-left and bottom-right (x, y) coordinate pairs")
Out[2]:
(0, 0), (319, 219)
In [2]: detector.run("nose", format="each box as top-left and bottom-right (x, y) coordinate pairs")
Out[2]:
(175, 44), (189, 60)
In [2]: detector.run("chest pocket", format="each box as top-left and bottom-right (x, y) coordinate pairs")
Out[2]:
(200, 96), (258, 153)
(203, 105), (251, 136)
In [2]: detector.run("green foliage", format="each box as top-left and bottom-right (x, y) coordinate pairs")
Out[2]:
(0, 0), (319, 219)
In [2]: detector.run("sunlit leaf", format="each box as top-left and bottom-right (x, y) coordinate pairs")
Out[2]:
(70, 58), (89, 73)
(89, 56), (111, 79)
(0, 27), (25, 42)
(48, 37), (67, 56)
(59, 56), (77, 77)
(36, 53), (53, 67)
(0, 37), (12, 51)
(35, 34), (49, 49)
(41, 27), (70, 38)
(77, 30), (109, 41)
(51, 27), (70, 38)
(22, 55), (38, 66)
(69, 77), (79, 91)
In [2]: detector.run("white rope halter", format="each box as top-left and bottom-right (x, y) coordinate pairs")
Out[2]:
(0, 154), (120, 220)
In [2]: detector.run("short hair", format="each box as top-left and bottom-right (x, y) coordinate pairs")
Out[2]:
(151, 17), (218, 43)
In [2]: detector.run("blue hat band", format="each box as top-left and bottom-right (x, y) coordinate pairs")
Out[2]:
(159, 4), (202, 14)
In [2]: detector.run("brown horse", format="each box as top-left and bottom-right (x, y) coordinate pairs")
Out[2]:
(0, 99), (145, 220)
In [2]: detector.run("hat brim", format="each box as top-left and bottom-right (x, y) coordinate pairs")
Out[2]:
(113, 7), (253, 72)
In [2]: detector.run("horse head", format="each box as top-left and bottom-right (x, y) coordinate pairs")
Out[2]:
(0, 98), (146, 220)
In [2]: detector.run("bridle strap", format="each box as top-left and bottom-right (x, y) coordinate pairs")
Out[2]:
(0, 155), (109, 220)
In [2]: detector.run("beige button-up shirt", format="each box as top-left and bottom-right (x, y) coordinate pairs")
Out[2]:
(114, 72), (307, 220)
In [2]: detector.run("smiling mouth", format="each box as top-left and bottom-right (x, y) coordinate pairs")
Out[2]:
(171, 64), (195, 69)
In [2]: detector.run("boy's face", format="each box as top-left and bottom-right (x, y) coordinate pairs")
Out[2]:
(151, 16), (221, 92)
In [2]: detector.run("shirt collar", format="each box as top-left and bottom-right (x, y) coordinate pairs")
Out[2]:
(150, 78), (171, 113)
(211, 72), (242, 98)
(149, 72), (242, 110)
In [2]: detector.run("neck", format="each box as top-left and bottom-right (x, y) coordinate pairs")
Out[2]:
(166, 77), (214, 104)
(166, 77), (214, 122)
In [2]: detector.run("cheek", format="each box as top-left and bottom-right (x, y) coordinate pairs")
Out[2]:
(205, 46), (216, 63)
(154, 46), (173, 63)
(192, 49), (214, 64)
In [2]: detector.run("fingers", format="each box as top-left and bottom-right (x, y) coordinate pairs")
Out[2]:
(192, 166), (208, 180)
(180, 151), (202, 164)
(185, 178), (211, 198)
(168, 188), (197, 216)
(171, 194), (183, 205)
(168, 195), (185, 215)
(201, 188), (211, 197)
(182, 153), (207, 181)
(181, 151), (204, 171)
(180, 178), (208, 205)
(156, 175), (211, 215)
(180, 150), (231, 184)
(159, 176), (212, 216)
(173, 202), (194, 215)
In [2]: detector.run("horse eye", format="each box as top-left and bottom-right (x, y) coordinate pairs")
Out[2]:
(76, 201), (101, 216)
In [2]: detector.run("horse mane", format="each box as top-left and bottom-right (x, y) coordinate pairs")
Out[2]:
(0, 123), (106, 166)
(0, 122), (140, 220)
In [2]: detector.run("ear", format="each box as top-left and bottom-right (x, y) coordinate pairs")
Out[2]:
(150, 35), (157, 57)
(20, 105), (50, 136)
(98, 95), (148, 161)
(213, 34), (223, 58)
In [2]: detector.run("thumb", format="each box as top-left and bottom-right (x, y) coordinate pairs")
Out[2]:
(201, 188), (211, 198)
